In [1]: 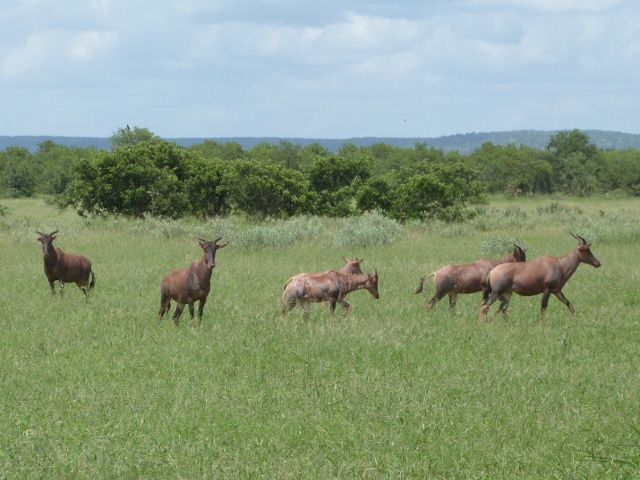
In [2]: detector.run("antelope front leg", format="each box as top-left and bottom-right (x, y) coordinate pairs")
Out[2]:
(554, 291), (575, 317)
(197, 299), (207, 324)
(329, 299), (338, 316)
(339, 297), (351, 316)
(172, 303), (185, 326)
(48, 280), (56, 295)
(59, 280), (65, 297)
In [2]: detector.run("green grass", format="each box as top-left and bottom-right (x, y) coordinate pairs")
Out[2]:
(1, 197), (639, 478)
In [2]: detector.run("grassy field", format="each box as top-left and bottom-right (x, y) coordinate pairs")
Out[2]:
(0, 196), (639, 478)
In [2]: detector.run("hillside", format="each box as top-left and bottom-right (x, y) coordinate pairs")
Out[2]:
(2, 129), (640, 153)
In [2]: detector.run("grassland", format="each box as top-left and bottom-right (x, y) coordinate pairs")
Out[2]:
(0, 196), (639, 479)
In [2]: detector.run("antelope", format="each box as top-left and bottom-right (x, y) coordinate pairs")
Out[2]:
(158, 236), (228, 326)
(478, 234), (601, 325)
(282, 270), (379, 318)
(36, 230), (95, 298)
(413, 244), (526, 311)
(283, 257), (364, 289)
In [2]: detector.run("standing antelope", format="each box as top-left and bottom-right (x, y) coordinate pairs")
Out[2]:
(36, 230), (95, 298)
(478, 234), (601, 325)
(413, 244), (526, 311)
(158, 236), (228, 326)
(282, 270), (379, 318)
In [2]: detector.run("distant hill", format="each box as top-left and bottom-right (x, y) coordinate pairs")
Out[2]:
(2, 130), (640, 154)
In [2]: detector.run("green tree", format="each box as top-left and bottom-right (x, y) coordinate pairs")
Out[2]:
(355, 176), (393, 213)
(306, 154), (371, 216)
(33, 140), (91, 195)
(547, 129), (602, 195)
(387, 162), (484, 222)
(61, 142), (194, 218)
(186, 156), (231, 218)
(109, 126), (163, 150)
(1, 147), (36, 197)
(226, 160), (311, 218)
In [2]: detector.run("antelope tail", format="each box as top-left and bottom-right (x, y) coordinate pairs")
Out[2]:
(89, 271), (96, 290)
(412, 273), (435, 295)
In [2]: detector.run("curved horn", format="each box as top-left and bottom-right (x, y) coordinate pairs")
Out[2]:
(196, 235), (208, 243)
(50, 229), (59, 236)
(571, 232), (587, 244)
(213, 236), (223, 244)
(35, 230), (45, 236)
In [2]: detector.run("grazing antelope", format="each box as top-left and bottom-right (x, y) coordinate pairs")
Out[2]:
(158, 236), (228, 326)
(282, 270), (379, 318)
(36, 230), (95, 298)
(478, 234), (601, 325)
(413, 244), (526, 311)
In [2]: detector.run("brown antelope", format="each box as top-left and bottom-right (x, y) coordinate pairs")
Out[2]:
(36, 230), (95, 298)
(413, 244), (526, 311)
(283, 257), (364, 288)
(158, 236), (228, 326)
(282, 270), (379, 318)
(478, 234), (601, 325)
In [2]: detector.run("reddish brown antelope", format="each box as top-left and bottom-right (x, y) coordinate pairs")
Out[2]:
(282, 270), (379, 318)
(478, 234), (601, 325)
(413, 244), (526, 311)
(283, 257), (364, 289)
(36, 230), (95, 298)
(158, 236), (228, 326)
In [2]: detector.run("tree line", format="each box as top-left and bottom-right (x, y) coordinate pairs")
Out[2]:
(1, 127), (639, 221)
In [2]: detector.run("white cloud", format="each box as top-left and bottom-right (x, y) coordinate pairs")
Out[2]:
(68, 30), (117, 61)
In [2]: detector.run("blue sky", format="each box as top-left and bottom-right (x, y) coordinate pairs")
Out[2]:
(1, 0), (638, 139)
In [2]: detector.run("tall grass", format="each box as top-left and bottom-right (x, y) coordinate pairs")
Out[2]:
(1, 196), (638, 478)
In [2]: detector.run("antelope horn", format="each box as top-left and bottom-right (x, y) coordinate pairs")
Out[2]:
(50, 229), (59, 235)
(213, 236), (223, 244)
(571, 232), (587, 244)
(196, 236), (208, 244)
(35, 230), (45, 236)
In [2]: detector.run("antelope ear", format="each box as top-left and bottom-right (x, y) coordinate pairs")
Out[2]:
(216, 241), (229, 249)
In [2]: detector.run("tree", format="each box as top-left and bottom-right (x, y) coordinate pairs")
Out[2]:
(547, 129), (598, 159)
(61, 142), (195, 218)
(306, 154), (371, 216)
(355, 176), (393, 213)
(1, 147), (36, 197)
(186, 156), (231, 218)
(387, 162), (484, 222)
(547, 130), (602, 195)
(109, 126), (162, 150)
(226, 160), (312, 218)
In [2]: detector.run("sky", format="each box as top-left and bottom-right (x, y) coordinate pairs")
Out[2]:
(1, 0), (639, 139)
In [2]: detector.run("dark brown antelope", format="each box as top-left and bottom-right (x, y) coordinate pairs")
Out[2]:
(413, 244), (526, 311)
(283, 257), (364, 288)
(36, 230), (95, 298)
(478, 234), (601, 325)
(158, 236), (228, 326)
(282, 270), (379, 318)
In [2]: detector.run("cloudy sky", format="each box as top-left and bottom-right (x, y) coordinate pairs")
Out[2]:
(1, 0), (639, 139)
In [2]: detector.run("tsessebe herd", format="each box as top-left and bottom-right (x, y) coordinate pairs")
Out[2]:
(35, 230), (601, 326)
